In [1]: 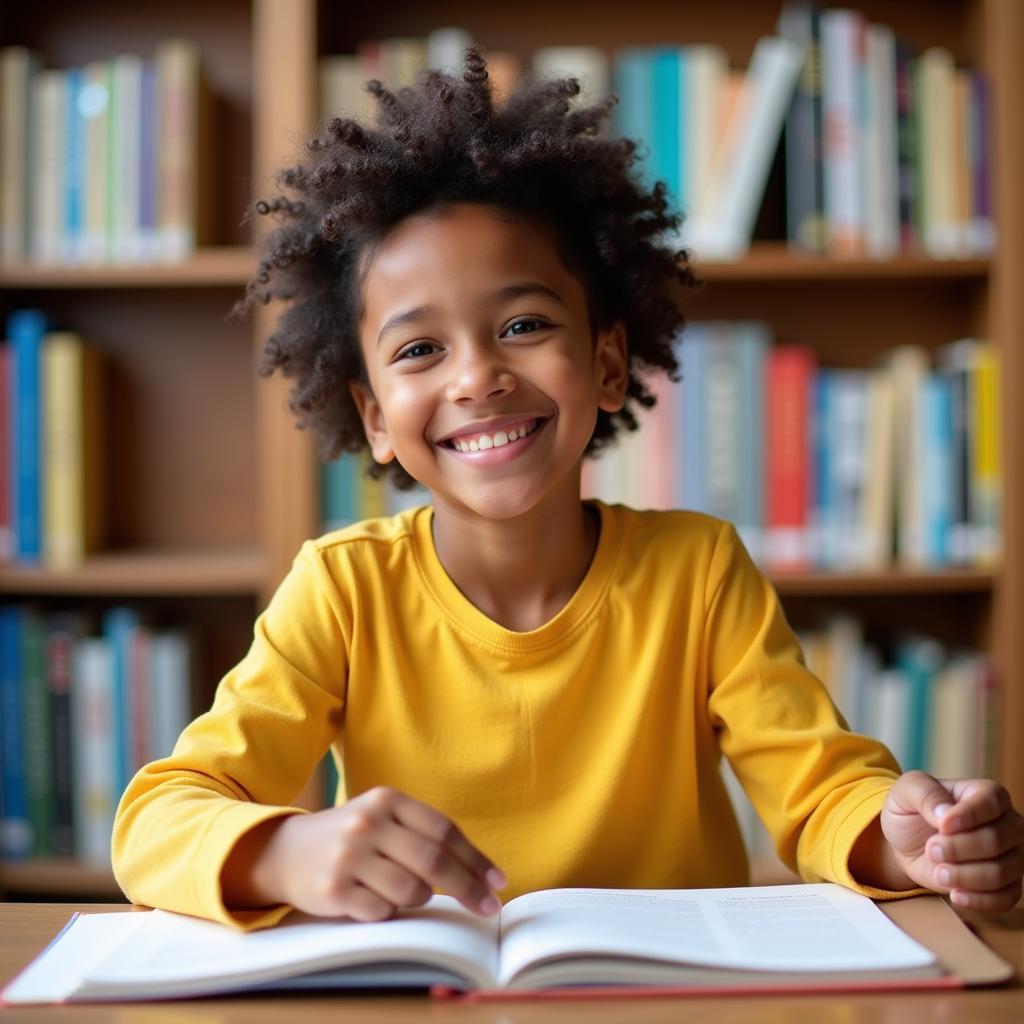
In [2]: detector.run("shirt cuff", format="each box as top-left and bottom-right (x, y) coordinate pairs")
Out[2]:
(200, 802), (311, 931)
(830, 784), (931, 901)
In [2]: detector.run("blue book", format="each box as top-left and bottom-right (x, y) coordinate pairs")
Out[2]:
(65, 68), (86, 263)
(679, 324), (709, 514)
(321, 453), (358, 531)
(0, 606), (31, 857)
(922, 374), (954, 565)
(103, 606), (140, 795)
(9, 309), (47, 561)
(651, 47), (682, 209)
(613, 48), (655, 190)
(897, 637), (944, 773)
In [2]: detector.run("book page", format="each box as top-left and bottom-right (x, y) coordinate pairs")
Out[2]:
(497, 884), (936, 987)
(75, 897), (499, 999)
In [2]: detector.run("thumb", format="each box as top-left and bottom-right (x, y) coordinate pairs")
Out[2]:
(888, 771), (956, 831)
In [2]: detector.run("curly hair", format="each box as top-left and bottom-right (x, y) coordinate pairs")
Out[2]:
(232, 45), (699, 490)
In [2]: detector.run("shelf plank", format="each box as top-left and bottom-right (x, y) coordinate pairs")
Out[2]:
(0, 549), (267, 595)
(771, 568), (995, 596)
(0, 246), (256, 289)
(694, 242), (990, 281)
(0, 858), (121, 898)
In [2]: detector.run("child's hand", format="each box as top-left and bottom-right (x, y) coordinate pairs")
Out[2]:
(881, 770), (1024, 911)
(231, 786), (506, 921)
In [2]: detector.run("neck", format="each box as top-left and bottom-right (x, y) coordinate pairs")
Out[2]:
(429, 480), (599, 633)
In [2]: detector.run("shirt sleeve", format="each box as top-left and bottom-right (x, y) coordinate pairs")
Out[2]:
(704, 522), (929, 901)
(111, 539), (350, 930)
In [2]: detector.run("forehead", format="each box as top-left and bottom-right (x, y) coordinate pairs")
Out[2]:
(358, 203), (580, 319)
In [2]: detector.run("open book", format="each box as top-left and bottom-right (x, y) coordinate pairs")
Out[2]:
(2, 883), (997, 1004)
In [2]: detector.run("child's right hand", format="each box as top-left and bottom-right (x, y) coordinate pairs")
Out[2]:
(226, 786), (507, 922)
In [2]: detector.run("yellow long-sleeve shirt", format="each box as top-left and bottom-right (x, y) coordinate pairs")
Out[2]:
(112, 501), (925, 930)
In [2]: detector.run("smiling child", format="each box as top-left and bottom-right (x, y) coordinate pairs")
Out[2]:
(111, 48), (1023, 930)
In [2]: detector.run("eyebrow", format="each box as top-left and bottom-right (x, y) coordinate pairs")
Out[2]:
(376, 281), (567, 346)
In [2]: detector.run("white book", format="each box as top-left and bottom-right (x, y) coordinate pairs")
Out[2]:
(148, 632), (195, 761)
(2, 884), (945, 1003)
(686, 45), (728, 225)
(919, 48), (959, 258)
(860, 369), (895, 568)
(70, 638), (117, 869)
(30, 68), (65, 265)
(867, 668), (911, 769)
(821, 10), (864, 254)
(888, 346), (929, 567)
(684, 36), (804, 259)
(929, 654), (983, 779)
(864, 24), (899, 258)
(318, 54), (372, 123)
(109, 55), (142, 263)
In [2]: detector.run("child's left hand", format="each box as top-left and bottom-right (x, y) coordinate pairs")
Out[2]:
(881, 770), (1024, 911)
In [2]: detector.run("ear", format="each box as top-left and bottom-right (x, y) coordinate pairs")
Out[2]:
(593, 320), (629, 413)
(347, 379), (396, 464)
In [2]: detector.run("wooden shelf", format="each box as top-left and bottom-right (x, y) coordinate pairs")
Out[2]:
(0, 549), (267, 595)
(695, 242), (990, 281)
(0, 246), (256, 289)
(0, 858), (121, 898)
(770, 569), (995, 597)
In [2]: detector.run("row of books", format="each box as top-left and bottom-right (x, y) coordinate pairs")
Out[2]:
(321, 450), (429, 534)
(723, 622), (998, 864)
(0, 39), (211, 267)
(0, 604), (197, 867)
(318, 6), (992, 262)
(582, 323), (1002, 573)
(1, 310), (104, 566)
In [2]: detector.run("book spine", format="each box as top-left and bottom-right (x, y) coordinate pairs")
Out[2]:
(830, 371), (869, 569)
(922, 374), (954, 566)
(30, 69), (65, 265)
(63, 67), (86, 264)
(71, 637), (116, 867)
(10, 308), (46, 562)
(973, 344), (1001, 565)
(102, 606), (140, 795)
(919, 48), (957, 257)
(890, 346), (928, 566)
(821, 9), (865, 254)
(111, 55), (142, 263)
(765, 346), (813, 570)
(130, 626), (152, 774)
(810, 369), (832, 567)
(953, 70), (971, 256)
(1, 47), (38, 264)
(651, 47), (681, 210)
(46, 615), (79, 856)
(779, 3), (826, 252)
(138, 60), (159, 261)
(613, 48), (655, 192)
(705, 323), (740, 524)
(895, 41), (918, 252)
(0, 606), (32, 857)
(864, 24), (899, 257)
(148, 631), (193, 761)
(969, 70), (994, 253)
(686, 46), (726, 227)
(43, 333), (81, 568)
(734, 322), (767, 561)
(21, 607), (53, 856)
(0, 344), (10, 560)
(859, 370), (895, 569)
(680, 324), (708, 514)
(80, 60), (111, 264)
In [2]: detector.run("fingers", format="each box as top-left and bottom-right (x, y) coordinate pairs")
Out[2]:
(930, 846), (1024, 894)
(935, 780), (1013, 836)
(927, 810), (1024, 865)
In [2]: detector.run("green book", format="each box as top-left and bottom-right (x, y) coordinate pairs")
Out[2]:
(21, 607), (54, 856)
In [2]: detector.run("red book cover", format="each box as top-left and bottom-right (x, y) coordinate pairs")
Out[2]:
(765, 345), (814, 571)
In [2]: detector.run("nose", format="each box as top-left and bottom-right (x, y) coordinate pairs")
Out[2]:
(445, 341), (517, 404)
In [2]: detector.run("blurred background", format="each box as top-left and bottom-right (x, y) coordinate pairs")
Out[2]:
(0, 0), (1021, 902)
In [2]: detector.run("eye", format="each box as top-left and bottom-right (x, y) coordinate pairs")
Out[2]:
(396, 341), (439, 361)
(503, 317), (549, 337)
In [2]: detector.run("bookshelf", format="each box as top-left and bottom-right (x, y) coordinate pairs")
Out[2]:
(0, 0), (1021, 899)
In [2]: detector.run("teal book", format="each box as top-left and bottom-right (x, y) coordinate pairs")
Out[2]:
(613, 48), (655, 190)
(897, 637), (944, 772)
(651, 47), (683, 210)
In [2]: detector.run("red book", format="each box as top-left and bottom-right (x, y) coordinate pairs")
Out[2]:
(765, 345), (815, 571)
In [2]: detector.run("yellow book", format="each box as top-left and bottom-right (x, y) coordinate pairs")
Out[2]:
(973, 343), (1001, 564)
(43, 332), (105, 568)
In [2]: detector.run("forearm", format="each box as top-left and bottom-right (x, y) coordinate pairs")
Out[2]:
(848, 814), (918, 892)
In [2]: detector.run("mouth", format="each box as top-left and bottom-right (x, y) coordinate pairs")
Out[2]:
(438, 416), (552, 464)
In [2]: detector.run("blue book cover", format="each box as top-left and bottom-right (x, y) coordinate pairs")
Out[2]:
(103, 606), (140, 795)
(923, 374), (954, 565)
(65, 67), (85, 263)
(0, 605), (31, 857)
(321, 453), (358, 531)
(679, 323), (709, 514)
(9, 309), (47, 561)
(897, 637), (944, 773)
(613, 48), (655, 190)
(651, 47), (682, 209)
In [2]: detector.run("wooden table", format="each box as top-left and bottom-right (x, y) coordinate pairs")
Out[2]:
(2, 901), (1022, 1022)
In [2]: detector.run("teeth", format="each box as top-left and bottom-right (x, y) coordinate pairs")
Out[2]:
(450, 418), (539, 453)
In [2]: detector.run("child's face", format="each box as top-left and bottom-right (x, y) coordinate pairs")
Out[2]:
(350, 202), (628, 521)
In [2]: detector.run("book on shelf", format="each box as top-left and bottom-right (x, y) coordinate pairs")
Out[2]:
(0, 603), (198, 866)
(3, 310), (108, 568)
(317, 9), (992, 261)
(0, 39), (212, 268)
(4, 883), (1013, 1004)
(581, 321), (1002, 573)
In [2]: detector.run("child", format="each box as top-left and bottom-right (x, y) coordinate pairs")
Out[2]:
(111, 48), (1023, 930)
